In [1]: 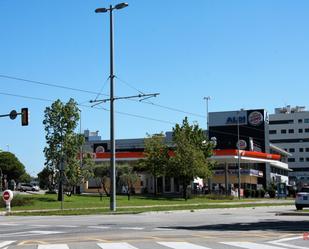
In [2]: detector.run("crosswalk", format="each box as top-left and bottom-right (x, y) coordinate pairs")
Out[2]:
(0, 240), (302, 249)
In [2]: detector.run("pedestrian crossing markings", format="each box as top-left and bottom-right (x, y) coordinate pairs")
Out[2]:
(0, 240), (302, 249)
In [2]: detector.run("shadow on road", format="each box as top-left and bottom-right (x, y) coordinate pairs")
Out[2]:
(164, 220), (309, 232)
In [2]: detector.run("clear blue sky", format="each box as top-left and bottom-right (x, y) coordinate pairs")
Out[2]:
(1, 0), (309, 176)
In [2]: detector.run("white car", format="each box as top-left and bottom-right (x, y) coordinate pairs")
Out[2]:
(19, 183), (40, 192)
(295, 187), (309, 210)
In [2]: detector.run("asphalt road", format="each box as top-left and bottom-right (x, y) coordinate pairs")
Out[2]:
(1, 205), (309, 248)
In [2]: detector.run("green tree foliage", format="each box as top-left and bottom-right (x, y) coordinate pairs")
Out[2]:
(169, 117), (214, 200)
(118, 164), (139, 200)
(43, 98), (84, 200)
(93, 163), (110, 197)
(38, 166), (54, 190)
(0, 152), (27, 182)
(139, 133), (170, 196)
(19, 172), (32, 183)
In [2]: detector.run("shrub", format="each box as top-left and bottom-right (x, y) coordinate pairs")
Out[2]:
(244, 189), (251, 198)
(1, 194), (34, 207)
(255, 189), (265, 198)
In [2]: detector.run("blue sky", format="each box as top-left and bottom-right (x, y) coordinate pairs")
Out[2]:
(1, 0), (309, 176)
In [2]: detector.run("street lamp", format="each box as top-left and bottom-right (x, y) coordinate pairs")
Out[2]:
(203, 97), (211, 137)
(237, 111), (241, 199)
(95, 2), (128, 212)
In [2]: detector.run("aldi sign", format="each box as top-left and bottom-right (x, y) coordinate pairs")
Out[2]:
(209, 109), (266, 152)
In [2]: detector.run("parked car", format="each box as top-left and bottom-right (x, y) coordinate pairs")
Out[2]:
(295, 187), (309, 210)
(19, 183), (40, 192)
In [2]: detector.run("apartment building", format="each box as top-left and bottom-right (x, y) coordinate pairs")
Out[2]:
(269, 105), (309, 184)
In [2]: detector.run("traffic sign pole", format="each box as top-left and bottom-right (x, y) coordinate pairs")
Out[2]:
(2, 190), (13, 214)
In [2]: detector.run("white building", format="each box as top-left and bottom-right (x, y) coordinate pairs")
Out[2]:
(269, 105), (309, 184)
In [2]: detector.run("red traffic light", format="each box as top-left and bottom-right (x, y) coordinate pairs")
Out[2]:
(21, 108), (29, 126)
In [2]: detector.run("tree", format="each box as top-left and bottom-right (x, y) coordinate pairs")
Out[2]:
(43, 98), (83, 201)
(119, 164), (139, 200)
(93, 163), (110, 198)
(38, 166), (55, 190)
(0, 152), (26, 183)
(66, 153), (95, 195)
(139, 133), (170, 196)
(169, 117), (214, 200)
(19, 172), (32, 183)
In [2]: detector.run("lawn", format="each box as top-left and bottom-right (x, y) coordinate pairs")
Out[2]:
(1, 193), (293, 215)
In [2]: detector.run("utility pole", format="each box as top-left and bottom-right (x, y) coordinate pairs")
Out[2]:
(204, 96), (211, 194)
(237, 111), (241, 199)
(93, 3), (159, 211)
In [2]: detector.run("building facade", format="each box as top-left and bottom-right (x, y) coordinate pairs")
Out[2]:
(82, 106), (290, 195)
(209, 109), (290, 192)
(269, 105), (309, 185)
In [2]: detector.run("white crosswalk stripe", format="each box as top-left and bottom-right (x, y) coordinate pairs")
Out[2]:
(38, 244), (69, 249)
(0, 241), (15, 248)
(221, 241), (285, 249)
(97, 242), (139, 249)
(1, 240), (299, 249)
(158, 242), (213, 249)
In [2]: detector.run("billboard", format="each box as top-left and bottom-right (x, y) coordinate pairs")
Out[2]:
(209, 109), (266, 152)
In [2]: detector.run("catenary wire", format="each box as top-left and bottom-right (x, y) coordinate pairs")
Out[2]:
(0, 91), (176, 125)
(0, 74), (206, 118)
(0, 91), (270, 140)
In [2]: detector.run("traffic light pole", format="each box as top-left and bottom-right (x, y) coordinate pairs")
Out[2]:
(0, 108), (29, 126)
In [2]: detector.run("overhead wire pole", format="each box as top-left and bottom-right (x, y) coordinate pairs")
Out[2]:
(203, 96), (211, 194)
(237, 110), (241, 199)
(93, 3), (159, 212)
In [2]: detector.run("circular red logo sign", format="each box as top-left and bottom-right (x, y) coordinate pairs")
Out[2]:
(248, 111), (263, 126)
(2, 191), (10, 201)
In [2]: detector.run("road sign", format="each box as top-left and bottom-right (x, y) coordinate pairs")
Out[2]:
(2, 190), (13, 202)
(2, 190), (13, 213)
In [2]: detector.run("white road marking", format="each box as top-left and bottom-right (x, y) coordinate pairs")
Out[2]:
(153, 228), (174, 231)
(268, 236), (307, 249)
(97, 242), (138, 249)
(120, 227), (144, 230)
(0, 223), (20, 226)
(0, 241), (15, 248)
(0, 230), (64, 237)
(221, 242), (284, 249)
(88, 226), (110, 229)
(30, 231), (64, 235)
(29, 225), (50, 228)
(54, 225), (78, 228)
(38, 244), (69, 249)
(158, 242), (213, 249)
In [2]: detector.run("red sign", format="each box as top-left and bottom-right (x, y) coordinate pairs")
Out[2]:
(2, 191), (11, 202)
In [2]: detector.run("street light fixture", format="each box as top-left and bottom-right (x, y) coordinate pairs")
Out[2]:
(95, 2), (128, 212)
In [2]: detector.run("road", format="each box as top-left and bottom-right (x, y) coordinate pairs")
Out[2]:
(0, 205), (309, 248)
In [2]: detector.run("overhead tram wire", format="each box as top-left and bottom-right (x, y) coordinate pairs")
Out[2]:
(0, 74), (205, 119)
(0, 74), (107, 96)
(0, 91), (175, 125)
(115, 76), (206, 118)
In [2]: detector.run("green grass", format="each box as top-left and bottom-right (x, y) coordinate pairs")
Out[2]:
(7, 194), (267, 211)
(2, 194), (293, 216)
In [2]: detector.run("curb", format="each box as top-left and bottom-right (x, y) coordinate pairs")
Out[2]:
(276, 212), (309, 216)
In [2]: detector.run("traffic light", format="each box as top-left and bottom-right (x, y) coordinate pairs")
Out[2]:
(21, 108), (29, 126)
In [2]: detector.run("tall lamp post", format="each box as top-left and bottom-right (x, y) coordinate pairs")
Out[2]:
(95, 2), (128, 211)
(237, 111), (241, 199)
(204, 96), (211, 193)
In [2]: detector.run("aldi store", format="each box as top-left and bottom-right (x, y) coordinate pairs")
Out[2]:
(208, 109), (290, 194)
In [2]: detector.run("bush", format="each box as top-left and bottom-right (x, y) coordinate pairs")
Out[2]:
(255, 189), (265, 198)
(268, 189), (276, 198)
(244, 189), (251, 198)
(1, 194), (34, 207)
